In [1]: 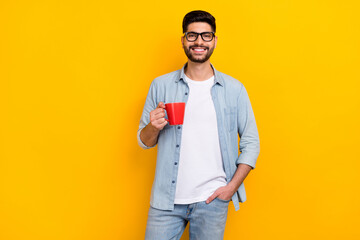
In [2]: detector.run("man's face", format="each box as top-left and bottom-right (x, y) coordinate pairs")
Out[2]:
(181, 22), (217, 63)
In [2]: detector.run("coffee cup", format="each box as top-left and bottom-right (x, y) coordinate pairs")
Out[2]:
(165, 102), (185, 125)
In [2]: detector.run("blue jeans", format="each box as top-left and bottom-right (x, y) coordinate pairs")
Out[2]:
(145, 198), (230, 240)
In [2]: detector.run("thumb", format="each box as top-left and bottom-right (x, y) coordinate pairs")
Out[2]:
(157, 102), (165, 109)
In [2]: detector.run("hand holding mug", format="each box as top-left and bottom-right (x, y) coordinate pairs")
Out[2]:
(149, 102), (168, 131)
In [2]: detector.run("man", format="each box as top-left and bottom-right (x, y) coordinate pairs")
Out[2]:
(137, 10), (260, 240)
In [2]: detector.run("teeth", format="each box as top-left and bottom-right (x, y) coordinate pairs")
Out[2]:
(193, 48), (205, 52)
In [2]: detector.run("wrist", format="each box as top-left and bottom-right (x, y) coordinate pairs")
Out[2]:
(148, 122), (161, 134)
(227, 181), (238, 193)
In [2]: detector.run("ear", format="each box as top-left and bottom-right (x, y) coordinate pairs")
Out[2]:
(214, 35), (218, 48)
(181, 36), (184, 48)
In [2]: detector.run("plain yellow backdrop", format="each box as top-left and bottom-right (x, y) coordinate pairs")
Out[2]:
(1, 0), (359, 239)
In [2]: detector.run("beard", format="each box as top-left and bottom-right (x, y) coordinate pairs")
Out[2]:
(183, 44), (215, 63)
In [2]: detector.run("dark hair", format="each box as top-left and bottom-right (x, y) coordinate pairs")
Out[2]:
(182, 10), (216, 33)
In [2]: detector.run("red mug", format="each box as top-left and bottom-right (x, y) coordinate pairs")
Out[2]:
(165, 102), (185, 125)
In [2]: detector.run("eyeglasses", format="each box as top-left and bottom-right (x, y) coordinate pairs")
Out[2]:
(184, 32), (215, 42)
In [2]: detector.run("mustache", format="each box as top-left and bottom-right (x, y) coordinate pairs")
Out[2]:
(189, 45), (209, 50)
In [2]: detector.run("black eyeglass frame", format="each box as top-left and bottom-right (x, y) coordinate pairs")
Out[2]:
(184, 31), (215, 42)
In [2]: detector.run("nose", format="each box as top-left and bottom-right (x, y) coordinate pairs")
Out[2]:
(194, 34), (204, 45)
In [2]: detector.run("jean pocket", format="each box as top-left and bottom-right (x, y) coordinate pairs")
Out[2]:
(225, 107), (236, 132)
(215, 197), (231, 203)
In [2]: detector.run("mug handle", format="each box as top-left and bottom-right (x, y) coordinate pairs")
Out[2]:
(164, 103), (169, 122)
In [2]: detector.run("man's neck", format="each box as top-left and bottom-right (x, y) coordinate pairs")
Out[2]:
(184, 60), (214, 81)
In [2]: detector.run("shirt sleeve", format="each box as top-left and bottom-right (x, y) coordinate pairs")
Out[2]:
(236, 85), (260, 169)
(137, 80), (158, 150)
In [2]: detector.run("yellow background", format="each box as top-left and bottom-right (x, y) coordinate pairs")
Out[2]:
(1, 0), (359, 239)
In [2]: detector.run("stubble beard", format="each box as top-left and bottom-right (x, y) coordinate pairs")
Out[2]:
(183, 45), (215, 63)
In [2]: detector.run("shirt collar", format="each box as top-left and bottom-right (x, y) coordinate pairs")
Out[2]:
(176, 62), (224, 86)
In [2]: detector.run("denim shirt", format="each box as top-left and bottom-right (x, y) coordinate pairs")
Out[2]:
(137, 63), (260, 211)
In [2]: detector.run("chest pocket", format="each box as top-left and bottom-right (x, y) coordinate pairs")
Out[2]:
(225, 107), (237, 132)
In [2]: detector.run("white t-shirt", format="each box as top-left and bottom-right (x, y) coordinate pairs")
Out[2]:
(174, 74), (227, 204)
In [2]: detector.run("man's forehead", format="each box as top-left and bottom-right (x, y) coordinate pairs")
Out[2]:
(186, 22), (212, 32)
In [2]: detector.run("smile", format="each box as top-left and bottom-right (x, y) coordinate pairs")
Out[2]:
(191, 47), (207, 52)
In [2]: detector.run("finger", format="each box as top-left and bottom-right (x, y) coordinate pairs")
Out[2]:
(151, 109), (165, 119)
(151, 114), (165, 124)
(153, 117), (167, 126)
(153, 109), (166, 118)
(154, 117), (167, 125)
(157, 102), (166, 109)
(152, 118), (168, 130)
(159, 119), (168, 128)
(206, 192), (219, 204)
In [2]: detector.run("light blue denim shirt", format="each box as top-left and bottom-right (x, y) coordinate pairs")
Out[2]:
(137, 62), (260, 211)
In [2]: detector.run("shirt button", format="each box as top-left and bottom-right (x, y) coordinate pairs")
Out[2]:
(177, 126), (181, 129)
(174, 162), (178, 165)
(172, 180), (175, 183)
(185, 92), (188, 95)
(176, 145), (179, 147)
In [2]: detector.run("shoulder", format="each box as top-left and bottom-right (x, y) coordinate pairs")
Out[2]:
(152, 69), (180, 86)
(216, 70), (244, 92)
